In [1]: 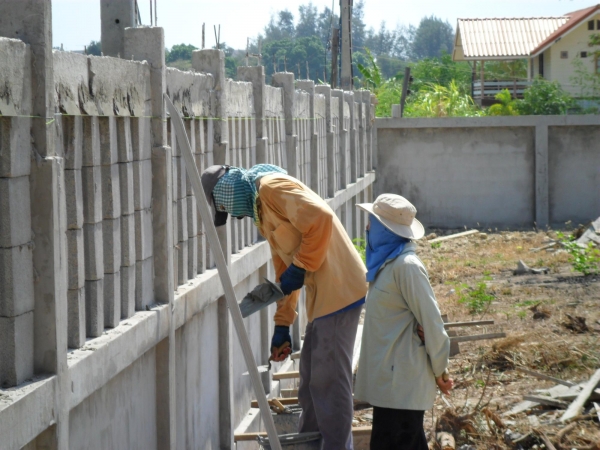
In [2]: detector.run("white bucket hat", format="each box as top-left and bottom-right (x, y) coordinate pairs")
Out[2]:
(356, 194), (425, 240)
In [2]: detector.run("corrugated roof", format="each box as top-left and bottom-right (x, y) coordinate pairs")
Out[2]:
(456, 17), (568, 58)
(531, 4), (600, 55)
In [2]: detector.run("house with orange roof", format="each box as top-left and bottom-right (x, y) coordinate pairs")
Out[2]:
(452, 4), (600, 102)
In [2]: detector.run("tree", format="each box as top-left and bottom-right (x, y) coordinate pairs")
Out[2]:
(351, 0), (367, 53)
(516, 78), (573, 115)
(86, 40), (102, 56)
(166, 43), (198, 63)
(410, 53), (471, 94)
(488, 89), (519, 116)
(404, 81), (482, 117)
(410, 15), (454, 60)
(264, 10), (295, 41)
(296, 3), (318, 39)
(263, 36), (326, 81)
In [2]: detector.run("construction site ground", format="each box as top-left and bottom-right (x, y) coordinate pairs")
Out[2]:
(353, 227), (600, 450)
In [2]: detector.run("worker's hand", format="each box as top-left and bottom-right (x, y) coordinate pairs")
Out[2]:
(436, 371), (454, 396)
(279, 264), (306, 296)
(270, 326), (292, 362)
(417, 324), (425, 343)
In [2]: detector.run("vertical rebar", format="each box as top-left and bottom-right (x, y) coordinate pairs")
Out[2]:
(149, 0), (152, 26)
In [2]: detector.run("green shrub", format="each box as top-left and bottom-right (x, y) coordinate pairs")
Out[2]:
(353, 238), (367, 264)
(556, 231), (600, 275)
(516, 78), (573, 115)
(458, 282), (494, 314)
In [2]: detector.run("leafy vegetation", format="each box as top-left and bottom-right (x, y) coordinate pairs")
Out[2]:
(516, 78), (573, 115)
(556, 232), (600, 276)
(458, 282), (494, 314)
(353, 238), (367, 264)
(404, 81), (482, 118)
(85, 40), (102, 56)
(487, 89), (519, 116)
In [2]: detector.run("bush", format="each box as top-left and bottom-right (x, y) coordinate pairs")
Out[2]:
(516, 78), (573, 115)
(556, 232), (600, 275)
(404, 81), (483, 118)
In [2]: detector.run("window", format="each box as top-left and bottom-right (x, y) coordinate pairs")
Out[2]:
(588, 20), (595, 30)
(560, 51), (568, 59)
(597, 20), (600, 30)
(581, 51), (588, 58)
(539, 53), (544, 77)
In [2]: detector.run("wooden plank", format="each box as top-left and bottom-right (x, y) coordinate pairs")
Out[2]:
(437, 431), (456, 450)
(450, 332), (506, 343)
(429, 230), (479, 244)
(444, 320), (494, 329)
(290, 351), (300, 360)
(273, 370), (300, 380)
(352, 324), (363, 374)
(251, 397), (299, 408)
(515, 367), (576, 387)
(523, 395), (569, 409)
(503, 384), (571, 416)
(561, 368), (600, 422)
(234, 426), (372, 442)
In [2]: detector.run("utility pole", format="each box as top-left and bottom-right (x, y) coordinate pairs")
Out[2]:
(331, 27), (339, 88)
(340, 0), (353, 90)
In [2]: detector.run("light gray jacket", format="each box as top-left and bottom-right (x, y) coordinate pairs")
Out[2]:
(354, 242), (450, 411)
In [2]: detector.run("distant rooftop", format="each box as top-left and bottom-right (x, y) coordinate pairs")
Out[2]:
(453, 4), (600, 60)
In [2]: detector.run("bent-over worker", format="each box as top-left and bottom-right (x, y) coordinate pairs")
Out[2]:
(354, 193), (453, 450)
(201, 164), (367, 450)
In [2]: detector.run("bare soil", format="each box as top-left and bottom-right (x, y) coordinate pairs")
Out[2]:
(354, 228), (600, 450)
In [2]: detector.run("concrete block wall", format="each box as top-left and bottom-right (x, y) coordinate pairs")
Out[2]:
(0, 6), (375, 447)
(0, 37), (34, 388)
(375, 115), (600, 229)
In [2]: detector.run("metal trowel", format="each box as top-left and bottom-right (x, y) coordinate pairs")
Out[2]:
(239, 277), (285, 318)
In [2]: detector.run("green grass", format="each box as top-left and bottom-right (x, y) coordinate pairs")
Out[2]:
(458, 282), (495, 314)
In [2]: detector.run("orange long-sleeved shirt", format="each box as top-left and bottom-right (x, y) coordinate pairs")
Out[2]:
(257, 174), (367, 326)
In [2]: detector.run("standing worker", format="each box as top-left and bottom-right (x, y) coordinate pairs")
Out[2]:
(201, 164), (367, 449)
(354, 194), (453, 450)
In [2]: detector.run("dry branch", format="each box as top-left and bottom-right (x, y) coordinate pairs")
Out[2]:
(514, 367), (576, 387)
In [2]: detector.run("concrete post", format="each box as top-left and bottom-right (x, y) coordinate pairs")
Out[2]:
(237, 66), (269, 164)
(100, 0), (136, 58)
(125, 26), (175, 450)
(345, 91), (356, 183)
(535, 125), (549, 228)
(340, 0), (353, 90)
(192, 48), (234, 448)
(0, 2), (70, 448)
(316, 85), (333, 198)
(272, 73), (297, 177)
(297, 80), (318, 192)
(364, 91), (373, 172)
(331, 89), (347, 188)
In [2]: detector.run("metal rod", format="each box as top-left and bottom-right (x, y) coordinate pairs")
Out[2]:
(154, 0), (157, 26)
(202, 23), (205, 49)
(164, 94), (282, 450)
(149, 0), (152, 26)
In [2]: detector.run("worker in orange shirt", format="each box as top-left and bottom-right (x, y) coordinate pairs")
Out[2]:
(202, 164), (367, 449)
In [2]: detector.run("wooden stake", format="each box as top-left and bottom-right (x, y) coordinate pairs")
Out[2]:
(449, 332), (506, 343)
(515, 367), (576, 387)
(429, 229), (479, 244)
(273, 370), (300, 380)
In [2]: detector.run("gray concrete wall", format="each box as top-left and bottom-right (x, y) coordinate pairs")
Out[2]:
(0, 10), (375, 448)
(376, 116), (600, 229)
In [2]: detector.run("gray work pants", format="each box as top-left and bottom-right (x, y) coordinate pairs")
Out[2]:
(298, 305), (362, 450)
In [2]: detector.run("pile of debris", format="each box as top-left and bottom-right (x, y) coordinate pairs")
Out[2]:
(502, 368), (600, 449)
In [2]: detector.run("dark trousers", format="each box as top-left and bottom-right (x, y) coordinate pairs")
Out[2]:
(370, 407), (428, 450)
(298, 306), (362, 450)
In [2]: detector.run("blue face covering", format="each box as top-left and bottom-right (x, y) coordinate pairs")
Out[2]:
(365, 215), (410, 282)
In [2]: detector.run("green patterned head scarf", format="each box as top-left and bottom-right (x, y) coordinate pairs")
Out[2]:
(212, 164), (287, 226)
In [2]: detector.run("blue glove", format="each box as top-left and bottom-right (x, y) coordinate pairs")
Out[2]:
(271, 325), (292, 351)
(279, 263), (306, 295)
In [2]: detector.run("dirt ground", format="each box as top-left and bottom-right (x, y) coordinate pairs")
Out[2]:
(353, 227), (600, 450)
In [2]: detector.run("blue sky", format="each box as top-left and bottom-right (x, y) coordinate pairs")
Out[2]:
(52, 0), (598, 51)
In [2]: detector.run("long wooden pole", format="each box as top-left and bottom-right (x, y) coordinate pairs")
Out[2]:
(164, 94), (282, 450)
